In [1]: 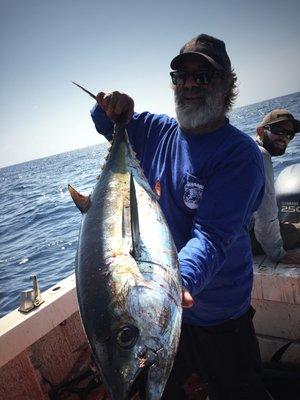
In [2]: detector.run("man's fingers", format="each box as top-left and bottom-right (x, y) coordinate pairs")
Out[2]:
(106, 91), (119, 112)
(96, 91), (134, 123)
(96, 92), (105, 107)
(116, 100), (134, 123)
(114, 99), (125, 115)
(182, 288), (194, 308)
(102, 93), (114, 109)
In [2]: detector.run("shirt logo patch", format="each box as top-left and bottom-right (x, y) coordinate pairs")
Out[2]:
(183, 181), (204, 209)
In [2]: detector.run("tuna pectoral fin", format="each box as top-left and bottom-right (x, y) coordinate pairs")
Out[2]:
(130, 173), (140, 257)
(68, 184), (90, 213)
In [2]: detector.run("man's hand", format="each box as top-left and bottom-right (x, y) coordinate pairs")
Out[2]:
(96, 91), (134, 124)
(280, 251), (300, 266)
(182, 287), (194, 308)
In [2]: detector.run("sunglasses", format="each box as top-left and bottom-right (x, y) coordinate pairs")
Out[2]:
(264, 124), (295, 140)
(170, 70), (214, 86)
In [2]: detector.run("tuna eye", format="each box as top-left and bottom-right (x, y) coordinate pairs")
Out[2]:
(116, 326), (139, 348)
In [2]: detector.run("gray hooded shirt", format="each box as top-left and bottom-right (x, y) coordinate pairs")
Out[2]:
(253, 142), (286, 262)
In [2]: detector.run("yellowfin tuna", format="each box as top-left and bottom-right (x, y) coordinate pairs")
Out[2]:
(70, 86), (182, 400)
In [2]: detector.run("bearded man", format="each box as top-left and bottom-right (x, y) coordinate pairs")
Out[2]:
(91, 34), (272, 399)
(251, 109), (300, 265)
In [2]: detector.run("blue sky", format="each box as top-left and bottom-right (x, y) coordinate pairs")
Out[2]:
(1, 0), (299, 167)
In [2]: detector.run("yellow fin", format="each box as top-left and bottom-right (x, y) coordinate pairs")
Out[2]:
(68, 184), (90, 213)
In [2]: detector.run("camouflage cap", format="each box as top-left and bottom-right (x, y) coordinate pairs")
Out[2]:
(260, 109), (300, 133)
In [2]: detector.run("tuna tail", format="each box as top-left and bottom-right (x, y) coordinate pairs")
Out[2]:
(68, 184), (91, 213)
(113, 121), (126, 143)
(71, 82), (97, 100)
(129, 173), (141, 258)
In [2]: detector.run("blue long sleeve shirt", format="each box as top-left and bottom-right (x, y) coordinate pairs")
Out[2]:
(91, 105), (265, 326)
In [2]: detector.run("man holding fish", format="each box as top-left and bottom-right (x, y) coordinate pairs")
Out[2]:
(90, 34), (272, 399)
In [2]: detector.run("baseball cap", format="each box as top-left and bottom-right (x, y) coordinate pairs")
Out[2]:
(260, 109), (300, 133)
(170, 34), (231, 71)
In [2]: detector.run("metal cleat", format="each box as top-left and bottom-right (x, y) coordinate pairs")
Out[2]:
(18, 275), (45, 313)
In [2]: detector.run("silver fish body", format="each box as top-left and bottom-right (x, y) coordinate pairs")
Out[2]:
(70, 123), (182, 400)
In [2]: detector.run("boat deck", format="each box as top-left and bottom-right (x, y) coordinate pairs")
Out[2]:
(0, 253), (299, 399)
(252, 251), (300, 365)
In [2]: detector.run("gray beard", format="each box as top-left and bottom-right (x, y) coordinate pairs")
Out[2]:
(174, 85), (226, 131)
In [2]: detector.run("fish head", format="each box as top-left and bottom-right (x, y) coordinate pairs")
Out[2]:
(92, 278), (182, 400)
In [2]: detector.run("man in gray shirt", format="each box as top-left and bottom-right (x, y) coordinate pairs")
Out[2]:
(252, 108), (300, 265)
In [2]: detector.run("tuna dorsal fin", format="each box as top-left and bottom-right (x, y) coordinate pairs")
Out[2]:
(130, 173), (140, 257)
(68, 184), (90, 213)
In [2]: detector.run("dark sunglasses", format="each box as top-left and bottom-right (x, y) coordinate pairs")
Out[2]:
(264, 124), (295, 140)
(170, 70), (214, 86)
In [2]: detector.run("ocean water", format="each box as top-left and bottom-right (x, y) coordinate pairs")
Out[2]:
(1, 92), (299, 318)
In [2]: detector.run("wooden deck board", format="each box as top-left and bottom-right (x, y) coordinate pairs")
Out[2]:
(0, 351), (47, 400)
(30, 316), (87, 386)
(252, 252), (300, 305)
